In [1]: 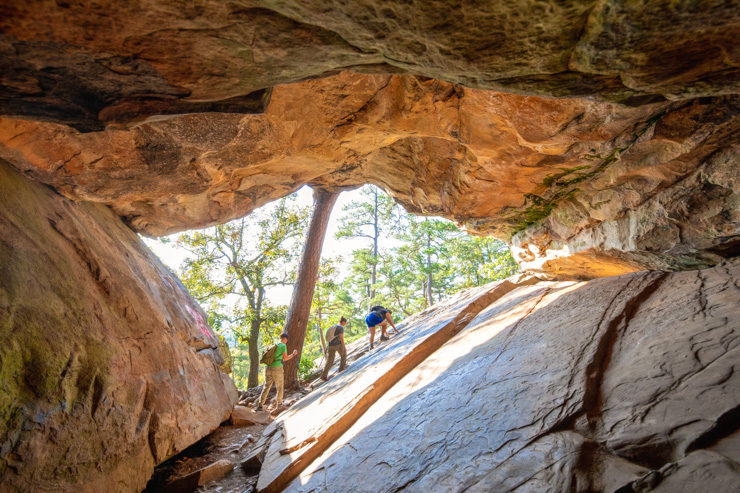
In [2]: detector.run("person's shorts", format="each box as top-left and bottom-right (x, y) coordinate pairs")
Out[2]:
(365, 312), (384, 327)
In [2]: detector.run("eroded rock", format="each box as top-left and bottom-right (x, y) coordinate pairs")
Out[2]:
(2, 1), (739, 130)
(286, 263), (740, 492)
(0, 161), (238, 492)
(1, 73), (737, 277)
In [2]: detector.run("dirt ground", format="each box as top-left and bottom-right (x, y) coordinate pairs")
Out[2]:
(144, 387), (310, 493)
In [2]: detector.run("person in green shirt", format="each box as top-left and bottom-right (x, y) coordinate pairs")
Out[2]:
(257, 333), (297, 411)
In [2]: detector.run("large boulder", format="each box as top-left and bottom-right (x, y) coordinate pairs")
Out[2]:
(0, 160), (238, 492)
(284, 262), (740, 492)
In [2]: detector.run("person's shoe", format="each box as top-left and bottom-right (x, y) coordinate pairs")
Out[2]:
(255, 405), (263, 412)
(380, 335), (390, 341)
(369, 343), (374, 350)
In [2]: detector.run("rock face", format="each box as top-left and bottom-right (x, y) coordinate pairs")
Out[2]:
(1, 2), (738, 491)
(2, 1), (739, 130)
(282, 262), (740, 492)
(1, 74), (738, 278)
(0, 161), (238, 492)
(255, 278), (533, 492)
(1, 1), (739, 277)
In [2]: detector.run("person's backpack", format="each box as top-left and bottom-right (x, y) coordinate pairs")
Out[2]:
(325, 324), (340, 346)
(259, 344), (278, 365)
(370, 305), (387, 318)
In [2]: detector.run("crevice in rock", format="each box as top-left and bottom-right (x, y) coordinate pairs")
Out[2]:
(542, 272), (670, 484)
(584, 272), (668, 429)
(685, 403), (740, 455)
(332, 75), (393, 130)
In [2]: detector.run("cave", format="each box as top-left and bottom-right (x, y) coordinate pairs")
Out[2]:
(1, 1), (739, 492)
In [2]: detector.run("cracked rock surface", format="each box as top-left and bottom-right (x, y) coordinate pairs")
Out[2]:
(0, 161), (238, 493)
(286, 263), (740, 492)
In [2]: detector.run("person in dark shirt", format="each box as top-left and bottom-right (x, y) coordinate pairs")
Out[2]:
(320, 316), (348, 381)
(365, 305), (398, 349)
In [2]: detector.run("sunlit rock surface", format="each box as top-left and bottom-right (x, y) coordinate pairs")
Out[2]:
(286, 263), (740, 492)
(0, 161), (238, 492)
(2, 74), (737, 278)
(254, 277), (537, 492)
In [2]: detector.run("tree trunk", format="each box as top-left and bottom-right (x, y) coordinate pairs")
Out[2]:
(317, 322), (326, 354)
(317, 305), (326, 353)
(426, 232), (433, 306)
(247, 317), (261, 388)
(283, 189), (340, 388)
(369, 188), (378, 309)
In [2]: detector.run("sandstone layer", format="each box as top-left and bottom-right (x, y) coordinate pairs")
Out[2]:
(286, 263), (740, 492)
(2, 1), (739, 130)
(2, 1), (739, 278)
(2, 73), (738, 278)
(0, 161), (238, 492)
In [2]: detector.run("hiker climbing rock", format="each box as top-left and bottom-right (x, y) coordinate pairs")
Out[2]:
(321, 316), (348, 381)
(365, 305), (398, 349)
(256, 333), (297, 412)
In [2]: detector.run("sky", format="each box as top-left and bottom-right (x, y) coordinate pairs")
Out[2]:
(143, 185), (402, 305)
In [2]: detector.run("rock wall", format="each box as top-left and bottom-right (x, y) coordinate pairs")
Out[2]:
(0, 160), (238, 492)
(265, 263), (740, 492)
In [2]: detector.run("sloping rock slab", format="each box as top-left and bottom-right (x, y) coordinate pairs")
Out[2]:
(255, 277), (536, 493)
(0, 160), (238, 492)
(288, 263), (740, 492)
(595, 263), (740, 487)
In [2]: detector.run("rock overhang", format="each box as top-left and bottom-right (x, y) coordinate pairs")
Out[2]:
(0, 0), (738, 279)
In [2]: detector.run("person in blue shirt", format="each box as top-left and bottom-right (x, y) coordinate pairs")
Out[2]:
(365, 305), (398, 349)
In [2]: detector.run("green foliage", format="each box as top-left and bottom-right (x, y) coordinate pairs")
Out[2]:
(164, 185), (519, 387)
(335, 186), (399, 308)
(175, 195), (309, 388)
(298, 354), (317, 381)
(321, 184), (519, 332)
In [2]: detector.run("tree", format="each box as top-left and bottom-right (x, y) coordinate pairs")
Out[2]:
(310, 257), (345, 346)
(176, 196), (309, 388)
(283, 189), (340, 389)
(393, 216), (459, 306)
(335, 185), (397, 308)
(449, 235), (519, 288)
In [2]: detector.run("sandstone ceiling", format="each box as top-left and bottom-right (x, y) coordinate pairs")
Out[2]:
(3, 0), (740, 131)
(1, 0), (739, 278)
